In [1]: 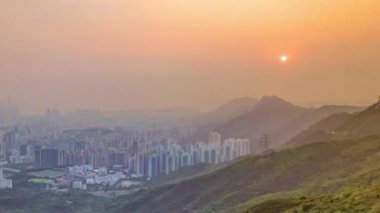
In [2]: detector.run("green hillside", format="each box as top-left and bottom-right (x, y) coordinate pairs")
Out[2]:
(0, 188), (107, 213)
(110, 135), (380, 212)
(287, 104), (380, 148)
(246, 183), (380, 213)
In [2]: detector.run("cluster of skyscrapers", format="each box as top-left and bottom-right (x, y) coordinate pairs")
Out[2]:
(130, 132), (250, 177)
(31, 131), (251, 178)
(1, 124), (251, 179)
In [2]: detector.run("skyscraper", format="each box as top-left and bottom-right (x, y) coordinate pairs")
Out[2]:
(35, 149), (59, 169)
(0, 163), (12, 189)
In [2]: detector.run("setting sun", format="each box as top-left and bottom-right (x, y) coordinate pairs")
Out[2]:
(281, 55), (288, 62)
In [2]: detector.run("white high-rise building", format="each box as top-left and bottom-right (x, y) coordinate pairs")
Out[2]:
(0, 167), (12, 189)
(208, 131), (221, 146)
(222, 138), (250, 162)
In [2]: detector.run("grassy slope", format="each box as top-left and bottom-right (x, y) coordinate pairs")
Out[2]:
(287, 104), (380, 148)
(273, 105), (364, 147)
(283, 112), (355, 148)
(243, 137), (380, 212)
(110, 136), (380, 213)
(246, 183), (380, 213)
(149, 163), (217, 187)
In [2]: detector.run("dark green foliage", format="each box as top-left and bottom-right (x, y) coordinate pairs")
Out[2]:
(0, 188), (108, 213)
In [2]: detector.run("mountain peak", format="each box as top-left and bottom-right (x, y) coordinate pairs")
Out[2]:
(220, 97), (258, 108)
(255, 96), (301, 110)
(260, 95), (287, 103)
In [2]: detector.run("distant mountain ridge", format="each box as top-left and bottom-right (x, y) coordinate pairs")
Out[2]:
(189, 96), (364, 150)
(187, 97), (258, 142)
(194, 96), (258, 126)
(274, 104), (365, 147)
(287, 103), (380, 147)
(219, 96), (364, 150)
(220, 96), (309, 146)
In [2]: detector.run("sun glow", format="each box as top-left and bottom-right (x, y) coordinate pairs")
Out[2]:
(281, 55), (288, 62)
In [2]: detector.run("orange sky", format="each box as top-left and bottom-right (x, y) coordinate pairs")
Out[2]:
(0, 0), (379, 113)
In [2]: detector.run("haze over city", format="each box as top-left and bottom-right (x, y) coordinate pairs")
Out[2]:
(2, 1), (380, 213)
(1, 0), (379, 114)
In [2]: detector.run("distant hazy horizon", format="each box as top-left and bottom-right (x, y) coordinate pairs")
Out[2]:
(1, 1), (379, 114)
(0, 95), (371, 117)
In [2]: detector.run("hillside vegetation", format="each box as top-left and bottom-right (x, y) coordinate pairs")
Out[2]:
(246, 183), (380, 213)
(287, 104), (380, 147)
(111, 135), (380, 212)
(0, 188), (107, 213)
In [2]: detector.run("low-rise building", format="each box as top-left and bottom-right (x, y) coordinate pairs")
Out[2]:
(72, 180), (87, 190)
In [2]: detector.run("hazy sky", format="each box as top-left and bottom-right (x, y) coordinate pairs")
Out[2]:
(1, 0), (379, 114)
